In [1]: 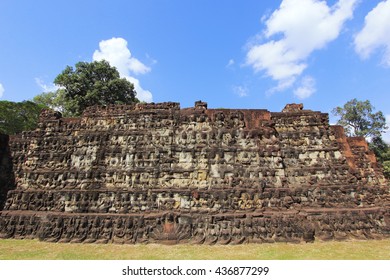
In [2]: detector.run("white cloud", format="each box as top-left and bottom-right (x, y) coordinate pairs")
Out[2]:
(246, 0), (357, 96)
(126, 76), (153, 103)
(293, 76), (316, 99)
(354, 0), (390, 66)
(226, 59), (235, 68)
(93, 37), (150, 75)
(35, 78), (59, 92)
(93, 37), (153, 102)
(266, 77), (296, 96)
(145, 53), (158, 65)
(233, 86), (248, 97)
(0, 83), (4, 98)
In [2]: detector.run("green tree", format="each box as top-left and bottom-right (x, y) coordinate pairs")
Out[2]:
(0, 101), (45, 135)
(32, 90), (68, 115)
(383, 161), (390, 179)
(332, 99), (388, 138)
(370, 136), (390, 161)
(54, 60), (138, 116)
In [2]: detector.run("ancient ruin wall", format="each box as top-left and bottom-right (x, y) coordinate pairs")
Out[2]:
(0, 102), (389, 244)
(9, 102), (385, 192)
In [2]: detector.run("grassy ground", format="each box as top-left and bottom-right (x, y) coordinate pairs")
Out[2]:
(1, 239), (390, 260)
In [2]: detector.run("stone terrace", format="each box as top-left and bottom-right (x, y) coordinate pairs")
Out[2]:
(0, 101), (389, 244)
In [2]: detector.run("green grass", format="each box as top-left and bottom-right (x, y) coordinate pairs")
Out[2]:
(1, 239), (390, 260)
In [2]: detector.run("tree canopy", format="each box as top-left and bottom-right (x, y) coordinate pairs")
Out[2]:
(33, 90), (66, 114)
(53, 60), (138, 116)
(0, 101), (46, 135)
(369, 136), (390, 179)
(332, 98), (388, 138)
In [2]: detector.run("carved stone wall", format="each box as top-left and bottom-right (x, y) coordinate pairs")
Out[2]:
(0, 102), (389, 244)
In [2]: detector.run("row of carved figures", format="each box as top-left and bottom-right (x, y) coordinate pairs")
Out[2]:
(4, 186), (389, 213)
(1, 211), (388, 244)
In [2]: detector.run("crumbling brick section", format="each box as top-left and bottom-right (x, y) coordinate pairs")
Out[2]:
(0, 102), (389, 244)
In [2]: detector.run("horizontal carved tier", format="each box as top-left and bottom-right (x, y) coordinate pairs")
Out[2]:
(3, 185), (389, 213)
(1, 208), (389, 244)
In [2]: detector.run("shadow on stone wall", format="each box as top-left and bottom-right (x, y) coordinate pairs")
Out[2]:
(0, 134), (15, 210)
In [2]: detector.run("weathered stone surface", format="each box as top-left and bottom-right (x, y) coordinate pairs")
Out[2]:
(0, 102), (389, 244)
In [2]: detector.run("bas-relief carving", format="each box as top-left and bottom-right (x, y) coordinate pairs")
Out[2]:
(0, 101), (389, 244)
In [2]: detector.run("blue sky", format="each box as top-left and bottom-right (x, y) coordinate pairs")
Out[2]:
(0, 0), (390, 140)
